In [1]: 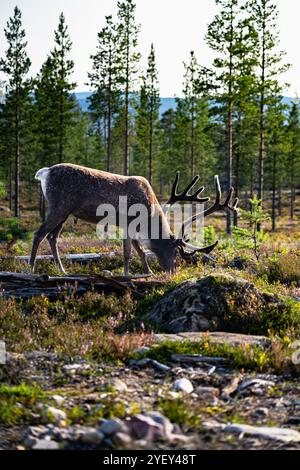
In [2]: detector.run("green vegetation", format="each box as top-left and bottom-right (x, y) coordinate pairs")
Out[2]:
(132, 337), (296, 373)
(0, 383), (44, 425)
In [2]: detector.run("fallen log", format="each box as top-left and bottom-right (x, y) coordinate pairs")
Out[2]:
(0, 271), (164, 300)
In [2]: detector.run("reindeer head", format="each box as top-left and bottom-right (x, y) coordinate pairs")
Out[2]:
(158, 172), (239, 271)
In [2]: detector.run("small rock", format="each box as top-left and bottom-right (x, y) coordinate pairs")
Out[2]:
(151, 360), (171, 372)
(286, 416), (300, 425)
(113, 432), (132, 447)
(224, 423), (300, 443)
(144, 411), (173, 437)
(99, 418), (126, 436)
(173, 378), (194, 394)
(196, 386), (220, 398)
(44, 406), (66, 424)
(239, 378), (275, 391)
(52, 395), (65, 406)
(129, 414), (164, 440)
(81, 430), (104, 445)
(109, 378), (128, 393)
(32, 439), (60, 450)
(255, 407), (269, 417)
(24, 436), (38, 448)
(133, 346), (151, 355)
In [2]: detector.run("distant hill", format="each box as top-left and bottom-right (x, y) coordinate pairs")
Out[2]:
(74, 92), (177, 115)
(74, 92), (298, 115)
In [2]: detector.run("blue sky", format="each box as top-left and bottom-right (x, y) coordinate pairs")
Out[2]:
(0, 0), (299, 96)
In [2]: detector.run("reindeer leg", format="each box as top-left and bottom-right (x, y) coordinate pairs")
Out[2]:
(47, 221), (66, 273)
(30, 214), (67, 273)
(132, 240), (153, 275)
(123, 238), (132, 276)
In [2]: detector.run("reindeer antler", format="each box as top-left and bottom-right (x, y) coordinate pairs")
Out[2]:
(177, 174), (239, 256)
(166, 171), (210, 205)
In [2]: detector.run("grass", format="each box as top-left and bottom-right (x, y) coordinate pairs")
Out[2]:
(0, 383), (45, 425)
(131, 337), (297, 373)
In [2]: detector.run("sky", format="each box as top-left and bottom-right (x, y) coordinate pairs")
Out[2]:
(0, 0), (299, 97)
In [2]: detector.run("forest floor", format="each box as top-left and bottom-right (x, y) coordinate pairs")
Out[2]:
(0, 200), (299, 450)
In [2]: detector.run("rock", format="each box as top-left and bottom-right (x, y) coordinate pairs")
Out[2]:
(151, 360), (171, 372)
(99, 419), (126, 436)
(113, 432), (132, 447)
(62, 363), (90, 374)
(224, 423), (300, 443)
(196, 386), (220, 399)
(81, 430), (104, 445)
(239, 378), (275, 392)
(129, 357), (170, 372)
(128, 414), (164, 440)
(32, 439), (60, 450)
(286, 416), (300, 425)
(44, 406), (66, 424)
(173, 378), (194, 394)
(255, 407), (269, 417)
(109, 378), (128, 392)
(146, 273), (289, 334)
(52, 395), (65, 406)
(24, 436), (38, 448)
(133, 346), (151, 355)
(171, 354), (227, 365)
(144, 411), (174, 437)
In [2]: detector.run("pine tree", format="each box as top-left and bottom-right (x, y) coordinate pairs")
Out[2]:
(134, 44), (160, 184)
(116, 0), (141, 175)
(50, 12), (76, 163)
(286, 101), (300, 220)
(206, 0), (246, 234)
(264, 94), (288, 231)
(0, 6), (31, 217)
(88, 15), (121, 171)
(246, 0), (290, 206)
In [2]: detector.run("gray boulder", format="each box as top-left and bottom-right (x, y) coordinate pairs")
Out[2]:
(145, 273), (288, 334)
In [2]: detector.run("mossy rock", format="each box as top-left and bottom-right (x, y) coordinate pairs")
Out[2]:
(145, 273), (297, 336)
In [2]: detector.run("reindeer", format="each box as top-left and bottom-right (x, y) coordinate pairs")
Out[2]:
(30, 163), (238, 275)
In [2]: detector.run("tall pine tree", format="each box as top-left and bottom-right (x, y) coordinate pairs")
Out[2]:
(116, 0), (141, 175)
(0, 6), (31, 217)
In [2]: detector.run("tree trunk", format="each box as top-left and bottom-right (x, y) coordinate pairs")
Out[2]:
(226, 7), (234, 235)
(123, 35), (130, 176)
(59, 88), (64, 163)
(234, 150), (240, 227)
(257, 19), (266, 232)
(290, 157), (295, 219)
(15, 101), (20, 218)
(271, 153), (276, 232)
(148, 97), (154, 185)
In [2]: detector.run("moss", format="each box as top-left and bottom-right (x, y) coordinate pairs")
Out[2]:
(132, 339), (273, 372)
(0, 383), (45, 425)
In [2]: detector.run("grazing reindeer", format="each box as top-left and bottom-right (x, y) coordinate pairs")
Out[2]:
(30, 163), (238, 274)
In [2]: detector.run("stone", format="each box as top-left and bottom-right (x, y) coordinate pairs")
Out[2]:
(144, 411), (173, 437)
(224, 423), (300, 443)
(171, 354), (227, 365)
(113, 432), (132, 447)
(44, 406), (66, 424)
(99, 418), (125, 436)
(128, 414), (164, 440)
(24, 436), (38, 448)
(239, 378), (275, 391)
(255, 407), (269, 417)
(32, 439), (60, 450)
(196, 386), (220, 399)
(81, 430), (104, 445)
(146, 273), (288, 334)
(109, 378), (128, 393)
(52, 395), (65, 406)
(173, 378), (194, 394)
